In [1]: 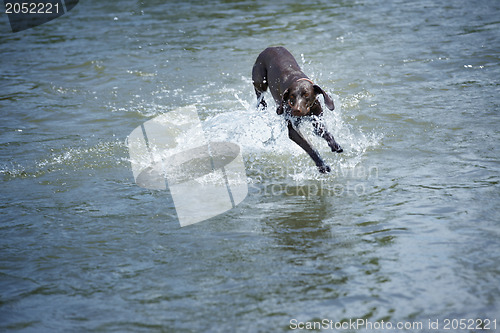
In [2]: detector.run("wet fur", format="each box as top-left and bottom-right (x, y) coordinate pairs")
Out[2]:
(252, 46), (343, 173)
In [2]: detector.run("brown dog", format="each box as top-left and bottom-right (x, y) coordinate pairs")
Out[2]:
(252, 46), (343, 173)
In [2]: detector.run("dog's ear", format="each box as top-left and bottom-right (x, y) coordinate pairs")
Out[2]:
(314, 85), (334, 110)
(277, 89), (290, 115)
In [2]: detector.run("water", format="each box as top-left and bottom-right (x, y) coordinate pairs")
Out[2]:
(1, 0), (499, 331)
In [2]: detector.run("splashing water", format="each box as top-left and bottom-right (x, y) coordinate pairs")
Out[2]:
(201, 83), (382, 180)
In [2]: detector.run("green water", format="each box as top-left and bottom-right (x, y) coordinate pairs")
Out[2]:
(1, 0), (499, 331)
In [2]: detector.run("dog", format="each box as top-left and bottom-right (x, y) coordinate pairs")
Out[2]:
(252, 46), (343, 173)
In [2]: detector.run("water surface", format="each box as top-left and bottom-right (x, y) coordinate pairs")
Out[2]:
(1, 0), (499, 332)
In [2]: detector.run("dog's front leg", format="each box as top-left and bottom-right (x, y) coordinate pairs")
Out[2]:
(287, 121), (330, 173)
(312, 118), (343, 153)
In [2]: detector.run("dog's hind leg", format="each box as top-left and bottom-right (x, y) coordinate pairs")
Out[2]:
(254, 88), (267, 110)
(252, 63), (268, 109)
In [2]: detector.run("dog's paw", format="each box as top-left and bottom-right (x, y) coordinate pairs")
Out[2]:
(318, 165), (331, 173)
(331, 145), (343, 153)
(257, 100), (267, 111)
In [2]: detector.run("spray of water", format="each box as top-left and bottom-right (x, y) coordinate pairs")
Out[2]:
(201, 80), (382, 181)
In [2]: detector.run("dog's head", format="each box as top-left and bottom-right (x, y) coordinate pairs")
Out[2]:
(277, 79), (335, 116)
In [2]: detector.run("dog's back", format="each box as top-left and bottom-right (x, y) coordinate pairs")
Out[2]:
(252, 47), (305, 104)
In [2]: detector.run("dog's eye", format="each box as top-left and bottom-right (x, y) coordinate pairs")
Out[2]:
(304, 93), (309, 98)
